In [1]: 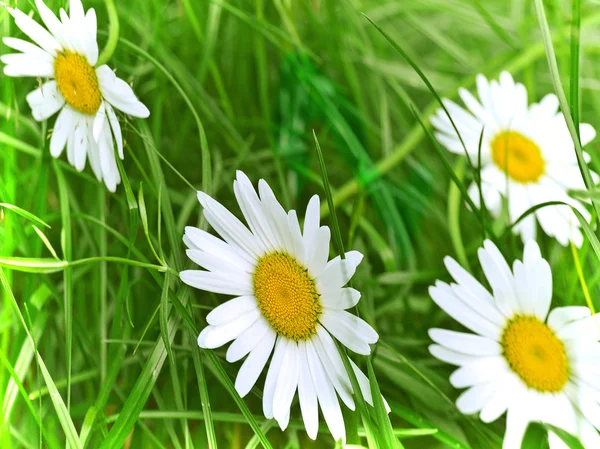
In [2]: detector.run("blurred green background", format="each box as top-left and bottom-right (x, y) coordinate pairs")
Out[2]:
(1, 0), (598, 447)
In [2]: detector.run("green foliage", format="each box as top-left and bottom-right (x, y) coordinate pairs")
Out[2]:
(1, 0), (599, 448)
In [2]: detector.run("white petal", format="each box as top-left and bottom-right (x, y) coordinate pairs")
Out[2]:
(7, 6), (61, 55)
(429, 344), (480, 366)
(297, 341), (319, 440)
(50, 105), (76, 157)
(580, 123), (597, 146)
(233, 171), (280, 251)
(322, 287), (360, 310)
(2, 53), (54, 77)
(198, 309), (260, 349)
(69, 0), (85, 23)
(523, 240), (542, 264)
(92, 102), (107, 142)
(313, 326), (354, 410)
(2, 36), (55, 62)
(303, 195), (320, 243)
(287, 210), (306, 263)
(478, 240), (519, 316)
(305, 339), (346, 443)
(234, 328), (276, 397)
(456, 383), (497, 414)
(444, 256), (495, 304)
(81, 9), (98, 65)
(479, 374), (520, 423)
(273, 341), (299, 428)
(26, 80), (64, 121)
(226, 315), (270, 363)
(186, 249), (250, 278)
(319, 310), (377, 355)
(66, 125), (76, 166)
(34, 0), (64, 42)
(503, 406), (531, 449)
(257, 179), (297, 254)
(429, 328), (502, 356)
(263, 337), (287, 419)
(86, 130), (102, 181)
(305, 227), (330, 278)
(183, 226), (254, 273)
(179, 270), (253, 296)
(449, 357), (508, 388)
(579, 417), (600, 449)
(72, 113), (88, 172)
(429, 282), (502, 339)
(97, 123), (120, 192)
(348, 359), (390, 412)
(105, 102), (123, 159)
(318, 251), (363, 289)
(96, 65), (150, 118)
(547, 306), (591, 333)
(557, 314), (600, 341)
(197, 191), (263, 263)
(206, 295), (257, 326)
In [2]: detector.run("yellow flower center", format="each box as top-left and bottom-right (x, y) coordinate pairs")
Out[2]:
(502, 315), (569, 392)
(491, 131), (545, 183)
(54, 51), (102, 115)
(253, 252), (322, 341)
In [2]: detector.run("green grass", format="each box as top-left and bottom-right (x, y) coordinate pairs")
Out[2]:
(1, 0), (599, 448)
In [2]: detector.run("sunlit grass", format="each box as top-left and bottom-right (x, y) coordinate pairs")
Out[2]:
(1, 0), (599, 448)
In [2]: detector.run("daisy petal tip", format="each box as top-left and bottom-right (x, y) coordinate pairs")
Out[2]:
(234, 380), (250, 398)
(306, 428), (318, 440)
(196, 191), (209, 207)
(428, 328), (441, 342)
(137, 103), (150, 119)
(178, 270), (193, 285)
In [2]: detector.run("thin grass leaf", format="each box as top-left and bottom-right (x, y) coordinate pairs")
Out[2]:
(0, 268), (82, 449)
(31, 225), (59, 260)
(313, 131), (345, 257)
(160, 273), (174, 361)
(570, 0), (581, 130)
(447, 160), (471, 271)
(0, 203), (50, 229)
(543, 425), (585, 449)
(0, 257), (67, 273)
(410, 103), (494, 237)
(367, 359), (401, 448)
(117, 38), (212, 196)
(191, 343), (218, 449)
(53, 162), (73, 412)
(388, 401), (472, 449)
(138, 183), (165, 266)
(533, 0), (600, 218)
(314, 131), (382, 445)
(165, 287), (273, 449)
(570, 239), (595, 315)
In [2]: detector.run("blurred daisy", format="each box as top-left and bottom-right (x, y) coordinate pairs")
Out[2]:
(2, 0), (149, 192)
(429, 239), (600, 448)
(432, 71), (597, 247)
(181, 171), (383, 442)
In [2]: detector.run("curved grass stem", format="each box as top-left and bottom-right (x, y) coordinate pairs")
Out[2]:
(96, 0), (120, 67)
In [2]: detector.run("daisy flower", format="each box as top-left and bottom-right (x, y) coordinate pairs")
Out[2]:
(2, 0), (150, 192)
(431, 71), (597, 247)
(429, 239), (600, 448)
(180, 171), (383, 442)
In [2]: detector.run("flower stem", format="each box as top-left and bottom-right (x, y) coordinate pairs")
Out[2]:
(96, 0), (120, 67)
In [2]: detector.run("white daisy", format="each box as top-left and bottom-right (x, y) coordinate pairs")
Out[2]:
(429, 239), (600, 448)
(2, 0), (150, 192)
(431, 71), (597, 247)
(180, 171), (384, 442)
